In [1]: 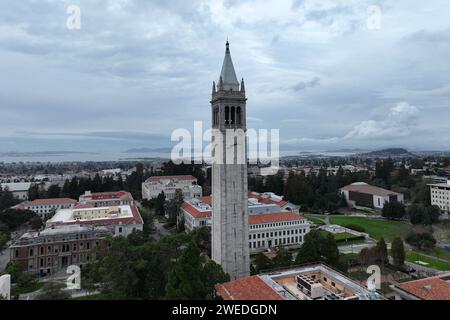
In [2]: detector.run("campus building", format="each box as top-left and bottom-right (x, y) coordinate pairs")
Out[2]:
(9, 224), (109, 276)
(141, 175), (202, 200)
(14, 198), (77, 219)
(79, 190), (134, 207)
(390, 273), (450, 300)
(215, 264), (384, 300)
(429, 180), (450, 219)
(1, 182), (32, 200)
(340, 182), (404, 209)
(180, 193), (309, 253)
(46, 204), (144, 237)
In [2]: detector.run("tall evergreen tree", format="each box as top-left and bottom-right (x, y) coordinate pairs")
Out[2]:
(164, 242), (206, 299)
(391, 237), (405, 267)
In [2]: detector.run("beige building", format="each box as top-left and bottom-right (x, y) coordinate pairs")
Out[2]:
(429, 180), (450, 219)
(142, 175), (202, 200)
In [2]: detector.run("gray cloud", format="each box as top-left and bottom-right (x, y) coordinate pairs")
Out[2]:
(0, 0), (449, 156)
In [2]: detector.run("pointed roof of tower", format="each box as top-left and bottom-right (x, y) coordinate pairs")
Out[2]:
(219, 41), (240, 91)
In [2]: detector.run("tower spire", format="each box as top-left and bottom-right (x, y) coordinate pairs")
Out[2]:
(219, 40), (239, 91)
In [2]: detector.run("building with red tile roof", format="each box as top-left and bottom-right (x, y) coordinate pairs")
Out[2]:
(181, 194), (310, 253)
(79, 190), (134, 207)
(215, 264), (384, 300)
(15, 198), (77, 218)
(391, 273), (450, 300)
(215, 275), (284, 300)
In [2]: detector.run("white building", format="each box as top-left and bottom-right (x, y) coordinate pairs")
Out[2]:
(429, 180), (450, 219)
(1, 182), (32, 200)
(181, 193), (309, 253)
(248, 212), (309, 252)
(340, 182), (404, 210)
(15, 198), (77, 218)
(142, 175), (202, 200)
(46, 204), (144, 237)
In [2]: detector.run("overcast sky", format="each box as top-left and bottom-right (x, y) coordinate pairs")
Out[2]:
(1, 0), (449, 156)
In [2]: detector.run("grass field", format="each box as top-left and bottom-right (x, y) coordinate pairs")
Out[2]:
(305, 214), (326, 226)
(432, 247), (450, 261)
(329, 216), (411, 242)
(405, 251), (450, 271)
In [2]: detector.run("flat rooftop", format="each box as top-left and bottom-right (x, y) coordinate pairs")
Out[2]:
(216, 264), (383, 300)
(46, 204), (143, 226)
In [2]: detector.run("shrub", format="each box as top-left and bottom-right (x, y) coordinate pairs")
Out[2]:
(343, 224), (366, 233)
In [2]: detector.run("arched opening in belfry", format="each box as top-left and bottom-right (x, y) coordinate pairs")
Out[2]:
(231, 106), (235, 125)
(225, 106), (229, 124)
(236, 107), (241, 125)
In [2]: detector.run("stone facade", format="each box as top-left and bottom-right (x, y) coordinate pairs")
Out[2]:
(211, 42), (250, 280)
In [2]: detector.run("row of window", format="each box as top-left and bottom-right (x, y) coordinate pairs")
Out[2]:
(250, 236), (303, 249)
(250, 228), (306, 240)
(250, 220), (305, 229)
(24, 241), (98, 257)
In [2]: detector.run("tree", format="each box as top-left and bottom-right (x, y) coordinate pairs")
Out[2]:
(46, 184), (61, 198)
(322, 233), (340, 266)
(408, 204), (425, 225)
(164, 241), (206, 299)
(191, 226), (211, 256)
(272, 247), (293, 268)
(36, 282), (71, 300)
(0, 187), (19, 211)
(375, 238), (388, 266)
(201, 260), (230, 299)
(408, 204), (441, 225)
(166, 189), (183, 224)
(382, 201), (406, 220)
(4, 261), (22, 283)
(253, 252), (273, 273)
(0, 232), (9, 252)
(423, 206), (441, 225)
(30, 216), (43, 230)
(391, 237), (405, 267)
(405, 232), (436, 250)
(295, 239), (320, 265)
(154, 192), (166, 216)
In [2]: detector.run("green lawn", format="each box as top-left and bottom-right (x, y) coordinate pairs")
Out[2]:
(432, 247), (450, 261)
(405, 251), (450, 271)
(305, 215), (326, 226)
(329, 216), (411, 242)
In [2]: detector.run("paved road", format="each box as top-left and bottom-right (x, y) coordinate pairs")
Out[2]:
(153, 219), (170, 240)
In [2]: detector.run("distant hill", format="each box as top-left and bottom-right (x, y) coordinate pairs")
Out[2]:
(122, 147), (171, 154)
(358, 148), (414, 158)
